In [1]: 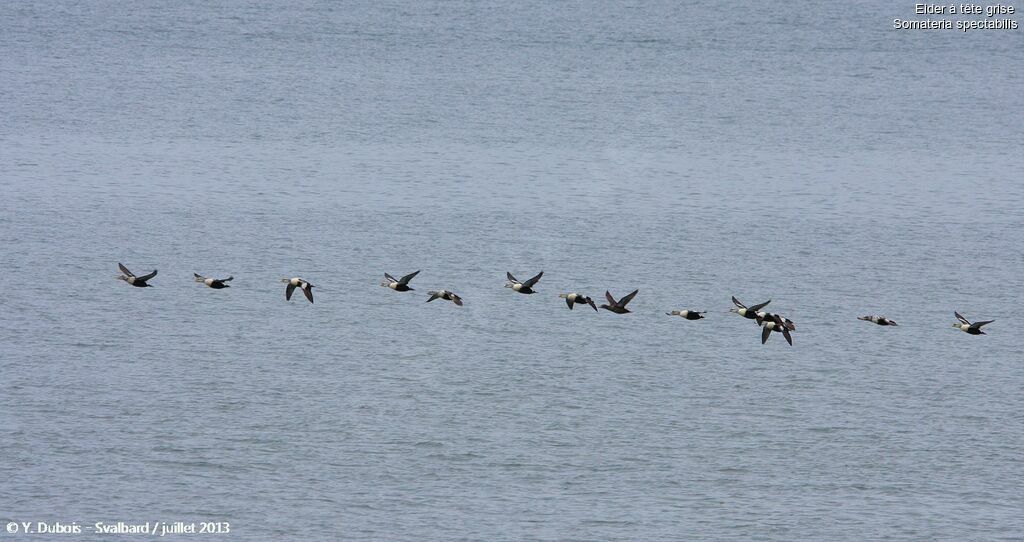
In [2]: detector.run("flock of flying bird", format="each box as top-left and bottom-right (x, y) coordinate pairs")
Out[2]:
(116, 263), (997, 345)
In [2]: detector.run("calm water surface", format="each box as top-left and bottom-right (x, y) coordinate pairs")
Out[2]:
(1, 1), (1022, 540)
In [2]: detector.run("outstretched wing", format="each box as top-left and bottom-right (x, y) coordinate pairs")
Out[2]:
(605, 291), (616, 305)
(118, 263), (134, 277)
(522, 271), (543, 288)
(971, 319), (994, 329)
(451, 294), (463, 306)
(427, 292), (440, 302)
(222, 276), (233, 282)
(619, 289), (638, 307)
(731, 296), (746, 309)
(137, 269), (158, 281)
(506, 271), (518, 283)
(194, 273), (204, 280)
(749, 299), (771, 312)
(761, 325), (772, 344)
(399, 270), (420, 286)
(771, 315), (793, 345)
(565, 297), (575, 310)
(954, 311), (970, 325)
(302, 284), (314, 303)
(385, 273), (398, 283)
(286, 282), (296, 300)
(587, 297), (598, 312)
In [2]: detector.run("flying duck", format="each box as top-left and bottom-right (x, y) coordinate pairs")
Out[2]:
(427, 290), (463, 306)
(559, 292), (598, 311)
(953, 311), (993, 335)
(730, 296), (771, 320)
(194, 273), (233, 289)
(859, 315), (897, 326)
(117, 263), (157, 287)
(600, 289), (638, 314)
(505, 271), (543, 294)
(382, 270), (420, 292)
(760, 313), (794, 345)
(667, 310), (706, 320)
(281, 277), (314, 303)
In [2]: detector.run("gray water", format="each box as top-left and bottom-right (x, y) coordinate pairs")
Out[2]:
(2, 1), (1022, 540)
